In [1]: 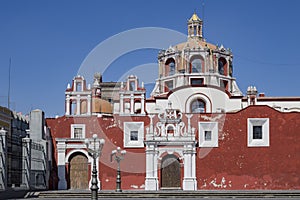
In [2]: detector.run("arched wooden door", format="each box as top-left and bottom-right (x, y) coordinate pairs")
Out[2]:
(69, 154), (89, 189)
(161, 155), (181, 189)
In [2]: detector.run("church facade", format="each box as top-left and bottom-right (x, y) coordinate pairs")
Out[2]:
(46, 13), (300, 191)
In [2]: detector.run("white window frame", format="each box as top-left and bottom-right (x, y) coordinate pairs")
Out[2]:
(199, 122), (218, 147)
(189, 77), (204, 86)
(124, 122), (144, 148)
(247, 118), (269, 147)
(71, 124), (86, 139)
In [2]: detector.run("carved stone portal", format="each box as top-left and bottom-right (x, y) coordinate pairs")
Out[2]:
(145, 103), (197, 190)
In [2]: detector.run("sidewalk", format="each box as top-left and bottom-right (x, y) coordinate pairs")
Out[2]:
(38, 190), (300, 199)
(2, 189), (300, 199)
(0, 188), (29, 199)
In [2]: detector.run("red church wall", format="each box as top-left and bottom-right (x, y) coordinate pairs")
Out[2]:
(46, 115), (148, 190)
(46, 105), (299, 190)
(195, 105), (300, 190)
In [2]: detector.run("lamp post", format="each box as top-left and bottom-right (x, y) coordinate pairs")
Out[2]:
(84, 134), (105, 200)
(110, 147), (126, 192)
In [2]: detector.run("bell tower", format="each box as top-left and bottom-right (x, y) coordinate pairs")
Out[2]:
(188, 12), (203, 40)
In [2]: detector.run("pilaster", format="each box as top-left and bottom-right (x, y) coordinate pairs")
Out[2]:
(66, 95), (70, 115)
(183, 143), (197, 190)
(76, 95), (81, 115)
(120, 94), (124, 114)
(87, 94), (91, 115)
(57, 139), (67, 190)
(145, 143), (158, 190)
(141, 94), (145, 114)
(130, 94), (134, 114)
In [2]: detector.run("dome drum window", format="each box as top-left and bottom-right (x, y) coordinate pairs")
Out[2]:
(191, 99), (205, 113)
(218, 57), (228, 76)
(189, 56), (204, 74)
(165, 58), (176, 76)
(190, 78), (204, 86)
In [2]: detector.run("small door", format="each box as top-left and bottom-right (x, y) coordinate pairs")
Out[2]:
(161, 155), (181, 189)
(69, 154), (89, 189)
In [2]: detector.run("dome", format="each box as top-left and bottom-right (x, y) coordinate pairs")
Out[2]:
(92, 98), (113, 114)
(175, 37), (217, 51)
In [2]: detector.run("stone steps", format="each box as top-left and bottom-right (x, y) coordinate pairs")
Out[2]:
(37, 190), (300, 198)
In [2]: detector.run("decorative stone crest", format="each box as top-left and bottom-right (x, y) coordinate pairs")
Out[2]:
(147, 102), (194, 138)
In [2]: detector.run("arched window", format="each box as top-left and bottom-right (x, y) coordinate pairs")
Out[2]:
(191, 58), (202, 73)
(218, 58), (227, 76)
(71, 100), (77, 115)
(165, 58), (176, 76)
(81, 100), (87, 114)
(76, 82), (82, 91)
(169, 61), (175, 75)
(191, 99), (205, 113)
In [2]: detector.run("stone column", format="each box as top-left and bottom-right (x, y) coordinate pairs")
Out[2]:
(141, 94), (145, 115)
(87, 95), (91, 115)
(76, 95), (81, 115)
(186, 114), (193, 135)
(56, 139), (67, 190)
(0, 128), (7, 190)
(65, 95), (70, 115)
(120, 94), (124, 114)
(130, 94), (134, 114)
(145, 143), (158, 190)
(21, 137), (32, 189)
(149, 115), (155, 134)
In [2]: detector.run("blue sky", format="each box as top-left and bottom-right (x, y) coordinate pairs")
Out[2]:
(1, 0), (300, 117)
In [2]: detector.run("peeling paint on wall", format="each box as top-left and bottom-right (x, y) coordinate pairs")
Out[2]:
(209, 177), (227, 188)
(131, 185), (138, 189)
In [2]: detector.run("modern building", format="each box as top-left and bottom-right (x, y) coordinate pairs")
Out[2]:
(46, 13), (300, 191)
(0, 107), (52, 191)
(0, 106), (12, 190)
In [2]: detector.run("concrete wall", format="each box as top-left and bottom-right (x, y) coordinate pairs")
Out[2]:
(30, 109), (45, 141)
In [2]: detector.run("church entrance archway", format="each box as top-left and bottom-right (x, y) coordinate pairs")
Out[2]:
(160, 155), (181, 189)
(69, 153), (89, 189)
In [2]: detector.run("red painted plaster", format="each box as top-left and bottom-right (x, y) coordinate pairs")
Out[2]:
(46, 105), (300, 190)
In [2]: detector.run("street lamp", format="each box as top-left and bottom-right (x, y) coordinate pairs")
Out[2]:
(110, 147), (126, 192)
(84, 134), (105, 200)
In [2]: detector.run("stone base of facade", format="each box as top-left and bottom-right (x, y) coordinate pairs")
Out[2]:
(145, 178), (158, 190)
(183, 178), (197, 190)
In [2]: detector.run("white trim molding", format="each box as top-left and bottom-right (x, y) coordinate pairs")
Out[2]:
(198, 122), (218, 147)
(70, 124), (86, 139)
(124, 122), (144, 148)
(186, 93), (212, 113)
(247, 118), (270, 147)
